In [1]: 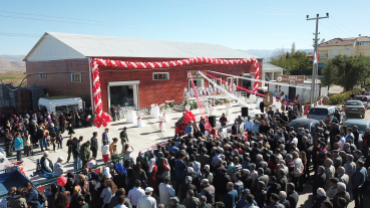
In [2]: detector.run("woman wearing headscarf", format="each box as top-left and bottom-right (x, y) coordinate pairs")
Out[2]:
(77, 174), (91, 204)
(69, 185), (81, 208)
(124, 160), (135, 191)
(156, 152), (170, 183)
(148, 157), (159, 194)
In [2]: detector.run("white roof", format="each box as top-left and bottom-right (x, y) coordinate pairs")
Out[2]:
(263, 63), (286, 72)
(24, 32), (256, 61)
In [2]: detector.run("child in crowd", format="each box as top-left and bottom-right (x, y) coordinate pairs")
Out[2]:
(102, 140), (110, 163)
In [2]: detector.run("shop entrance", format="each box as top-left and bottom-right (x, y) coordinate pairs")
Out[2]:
(108, 81), (139, 109)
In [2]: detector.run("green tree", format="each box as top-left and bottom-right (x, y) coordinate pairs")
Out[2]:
(321, 61), (337, 87)
(291, 42), (296, 55)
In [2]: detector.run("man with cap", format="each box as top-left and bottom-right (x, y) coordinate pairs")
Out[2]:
(179, 176), (198, 203)
(200, 179), (215, 207)
(278, 191), (290, 208)
(169, 197), (185, 208)
(326, 178), (339, 199)
(53, 156), (65, 177)
(159, 177), (176, 208)
(199, 195), (212, 208)
(312, 188), (329, 208)
(182, 190), (200, 208)
(223, 182), (238, 208)
(253, 181), (267, 208)
(137, 187), (157, 208)
(265, 193), (284, 208)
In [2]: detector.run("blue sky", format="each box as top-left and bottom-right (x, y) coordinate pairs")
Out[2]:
(0, 0), (368, 55)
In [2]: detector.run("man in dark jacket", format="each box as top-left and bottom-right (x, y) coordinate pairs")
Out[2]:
(80, 141), (91, 168)
(4, 129), (14, 156)
(254, 181), (267, 208)
(312, 188), (329, 208)
(266, 193), (285, 208)
(72, 137), (81, 171)
(277, 169), (288, 193)
(214, 167), (231, 201)
(180, 176), (198, 203)
(199, 195), (212, 208)
(223, 182), (238, 208)
(120, 127), (129, 148)
(90, 132), (98, 158)
(313, 166), (326, 197)
(182, 190), (200, 208)
(197, 148), (211, 169)
(200, 179), (215, 207)
(278, 191), (290, 208)
(286, 183), (298, 208)
(359, 167), (370, 208)
(351, 160), (367, 208)
(267, 176), (281, 204)
(331, 182), (350, 208)
(36, 122), (47, 151)
(241, 169), (253, 190)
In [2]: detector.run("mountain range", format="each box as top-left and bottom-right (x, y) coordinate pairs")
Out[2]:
(0, 55), (26, 72)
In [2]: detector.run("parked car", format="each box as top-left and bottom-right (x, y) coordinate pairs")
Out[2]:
(354, 95), (370, 109)
(288, 118), (320, 133)
(341, 119), (370, 149)
(307, 106), (346, 124)
(343, 100), (366, 118)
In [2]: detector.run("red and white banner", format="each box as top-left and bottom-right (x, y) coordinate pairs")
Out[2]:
(91, 57), (258, 127)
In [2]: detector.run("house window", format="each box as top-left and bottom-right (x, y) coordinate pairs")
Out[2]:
(189, 79), (204, 89)
(153, 72), (169, 81)
(233, 78), (238, 86)
(71, 73), (81, 82)
(346, 47), (350, 51)
(39, 73), (46, 80)
(332, 50), (338, 56)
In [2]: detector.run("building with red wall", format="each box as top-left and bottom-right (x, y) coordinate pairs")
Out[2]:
(24, 32), (262, 112)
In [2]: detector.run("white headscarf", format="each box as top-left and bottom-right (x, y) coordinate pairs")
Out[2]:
(104, 167), (112, 179)
(148, 158), (156, 173)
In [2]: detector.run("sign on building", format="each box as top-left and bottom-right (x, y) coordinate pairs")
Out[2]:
(187, 70), (207, 79)
(276, 75), (305, 84)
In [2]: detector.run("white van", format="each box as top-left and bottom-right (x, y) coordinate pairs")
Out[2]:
(38, 96), (83, 116)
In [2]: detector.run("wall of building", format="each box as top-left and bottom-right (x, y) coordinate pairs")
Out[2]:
(26, 59), (91, 106)
(268, 82), (322, 101)
(26, 57), (262, 112)
(319, 44), (370, 63)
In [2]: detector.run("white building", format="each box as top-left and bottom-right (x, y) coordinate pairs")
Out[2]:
(268, 79), (328, 101)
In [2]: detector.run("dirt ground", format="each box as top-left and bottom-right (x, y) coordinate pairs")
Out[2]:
(0, 71), (27, 87)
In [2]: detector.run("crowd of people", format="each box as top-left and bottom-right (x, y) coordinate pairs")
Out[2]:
(3, 102), (370, 208)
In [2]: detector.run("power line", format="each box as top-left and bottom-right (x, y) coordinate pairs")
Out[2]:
(226, 0), (305, 14)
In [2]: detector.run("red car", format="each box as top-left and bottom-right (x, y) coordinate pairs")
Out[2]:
(354, 95), (370, 109)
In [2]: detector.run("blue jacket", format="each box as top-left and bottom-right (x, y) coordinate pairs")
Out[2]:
(352, 167), (367, 188)
(102, 132), (109, 143)
(25, 187), (40, 207)
(223, 189), (238, 208)
(252, 124), (260, 133)
(175, 159), (187, 179)
(14, 137), (24, 151)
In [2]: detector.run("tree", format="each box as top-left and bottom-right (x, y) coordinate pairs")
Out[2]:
(291, 42), (296, 55)
(321, 55), (370, 91)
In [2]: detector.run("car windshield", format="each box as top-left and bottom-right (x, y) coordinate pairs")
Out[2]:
(342, 123), (367, 134)
(308, 108), (328, 115)
(345, 101), (363, 106)
(355, 97), (368, 101)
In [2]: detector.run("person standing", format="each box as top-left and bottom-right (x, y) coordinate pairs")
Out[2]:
(58, 113), (66, 134)
(223, 182), (238, 208)
(103, 128), (110, 144)
(90, 132), (98, 158)
(23, 130), (33, 157)
(56, 130), (63, 149)
(158, 177), (176, 207)
(23, 182), (43, 208)
(72, 137), (81, 171)
(36, 122), (47, 151)
(14, 132), (24, 161)
(137, 187), (157, 208)
(120, 127), (129, 153)
(66, 135), (73, 163)
(352, 160), (367, 208)
(4, 128), (14, 156)
(359, 167), (370, 208)
(80, 141), (91, 169)
(220, 114), (227, 127)
(102, 140), (110, 163)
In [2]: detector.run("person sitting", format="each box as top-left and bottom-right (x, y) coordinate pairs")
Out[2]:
(40, 151), (53, 173)
(53, 156), (65, 177)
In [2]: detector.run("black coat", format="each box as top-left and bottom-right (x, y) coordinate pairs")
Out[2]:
(267, 183), (281, 203)
(312, 196), (329, 208)
(279, 199), (290, 208)
(180, 183), (198, 203)
(277, 176), (288, 192)
(242, 175), (253, 190)
(312, 173), (326, 193)
(254, 190), (267, 208)
(287, 191), (299, 208)
(215, 173), (231, 196)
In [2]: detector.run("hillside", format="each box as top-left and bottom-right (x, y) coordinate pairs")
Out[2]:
(0, 55), (26, 72)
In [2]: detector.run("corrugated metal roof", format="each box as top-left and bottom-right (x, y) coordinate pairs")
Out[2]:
(24, 32), (256, 61)
(263, 63), (286, 72)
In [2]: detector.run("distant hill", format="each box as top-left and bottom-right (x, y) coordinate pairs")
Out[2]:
(0, 55), (26, 72)
(239, 49), (313, 62)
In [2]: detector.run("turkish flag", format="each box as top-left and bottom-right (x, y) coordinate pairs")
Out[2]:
(243, 132), (249, 141)
(318, 50), (320, 62)
(304, 105), (310, 114)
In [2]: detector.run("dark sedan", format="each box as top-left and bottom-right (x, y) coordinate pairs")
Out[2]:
(289, 118), (320, 133)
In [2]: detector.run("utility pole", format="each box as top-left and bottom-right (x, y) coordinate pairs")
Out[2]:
(307, 13), (329, 104)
